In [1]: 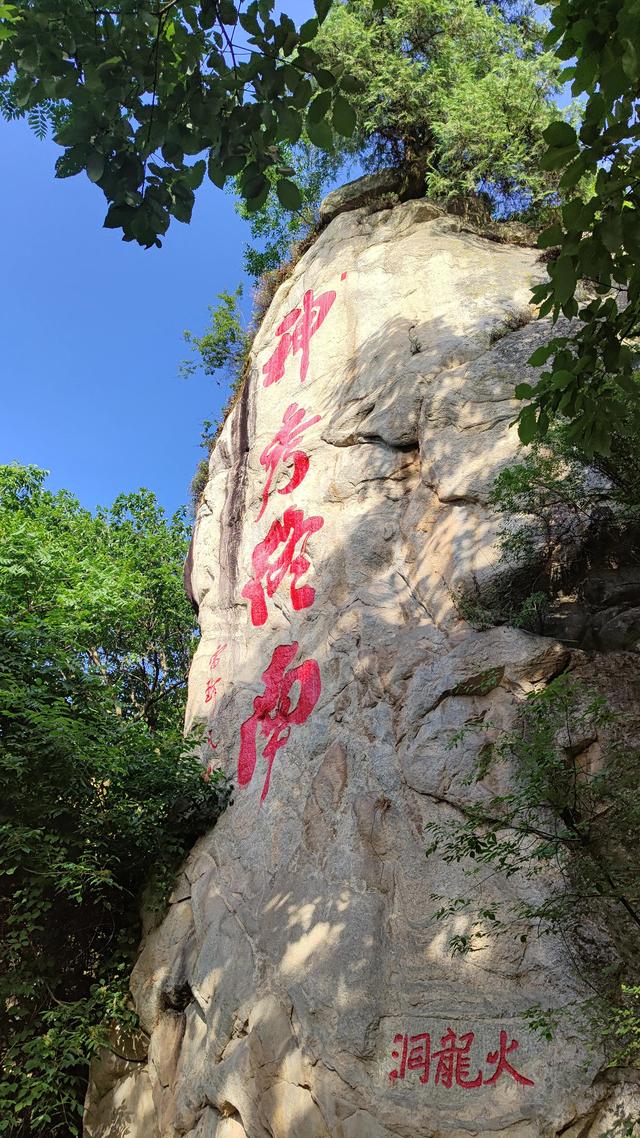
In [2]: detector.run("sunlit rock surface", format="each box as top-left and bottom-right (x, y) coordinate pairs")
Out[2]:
(84, 198), (638, 1138)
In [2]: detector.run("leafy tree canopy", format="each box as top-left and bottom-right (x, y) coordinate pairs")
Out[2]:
(516, 0), (640, 457)
(0, 0), (353, 247)
(231, 0), (567, 291)
(0, 464), (230, 1137)
(314, 0), (564, 215)
(180, 284), (249, 379)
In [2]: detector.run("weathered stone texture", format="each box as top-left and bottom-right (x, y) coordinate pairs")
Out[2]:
(85, 199), (639, 1137)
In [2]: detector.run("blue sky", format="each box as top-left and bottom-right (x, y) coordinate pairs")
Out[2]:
(0, 118), (255, 517)
(1, 0), (317, 518)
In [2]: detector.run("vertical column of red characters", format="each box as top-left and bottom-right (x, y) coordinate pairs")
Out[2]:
(234, 277), (345, 802)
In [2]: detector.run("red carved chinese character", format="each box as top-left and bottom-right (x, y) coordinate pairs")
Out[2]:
(238, 641), (321, 801)
(432, 1028), (483, 1089)
(242, 506), (324, 627)
(204, 676), (222, 704)
(257, 403), (321, 521)
(484, 1030), (534, 1087)
(389, 1033), (431, 1083)
(408, 1033), (431, 1084)
(262, 288), (336, 387)
(208, 643), (227, 671)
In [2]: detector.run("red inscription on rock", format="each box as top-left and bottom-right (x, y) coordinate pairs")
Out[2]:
(237, 641), (321, 802)
(257, 402), (321, 521)
(262, 288), (336, 387)
(204, 642), (227, 704)
(204, 676), (221, 704)
(433, 1029), (483, 1089)
(242, 506), (324, 626)
(484, 1029), (534, 1087)
(208, 643), (227, 671)
(389, 1027), (534, 1089)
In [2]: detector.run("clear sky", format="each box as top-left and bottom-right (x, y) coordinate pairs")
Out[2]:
(0, 0), (316, 517)
(0, 118), (255, 517)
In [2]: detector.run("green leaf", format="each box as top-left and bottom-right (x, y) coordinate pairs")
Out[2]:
(276, 105), (302, 143)
(222, 154), (246, 176)
(542, 120), (577, 149)
(244, 180), (271, 212)
(207, 154), (225, 188)
(291, 78), (313, 109)
(598, 213), (623, 254)
(514, 383), (534, 399)
(314, 0), (332, 20)
(621, 37), (639, 82)
(306, 116), (333, 150)
(298, 16), (318, 43)
(183, 159), (206, 190)
(241, 172), (268, 200)
(308, 90), (332, 122)
(539, 144), (579, 172)
(537, 224), (563, 249)
(562, 197), (586, 230)
(559, 155), (588, 190)
(97, 55), (122, 74)
(527, 343), (555, 367)
(86, 151), (104, 183)
(518, 404), (538, 445)
(332, 93), (356, 137)
(276, 178), (302, 210)
(315, 67), (336, 88)
(339, 73), (365, 94)
(621, 209), (640, 259)
(550, 257), (577, 305)
(218, 0), (237, 24)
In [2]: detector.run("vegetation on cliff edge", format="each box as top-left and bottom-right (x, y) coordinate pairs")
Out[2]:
(0, 464), (231, 1138)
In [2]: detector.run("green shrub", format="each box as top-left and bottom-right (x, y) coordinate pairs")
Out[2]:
(0, 465), (231, 1137)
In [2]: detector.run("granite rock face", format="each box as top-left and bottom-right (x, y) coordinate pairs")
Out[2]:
(85, 199), (638, 1138)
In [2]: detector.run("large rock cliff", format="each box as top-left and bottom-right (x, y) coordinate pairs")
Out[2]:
(85, 195), (640, 1138)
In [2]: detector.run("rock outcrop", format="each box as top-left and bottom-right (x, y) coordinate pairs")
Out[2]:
(85, 196), (640, 1138)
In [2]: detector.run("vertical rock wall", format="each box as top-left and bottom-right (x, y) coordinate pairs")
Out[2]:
(85, 199), (639, 1138)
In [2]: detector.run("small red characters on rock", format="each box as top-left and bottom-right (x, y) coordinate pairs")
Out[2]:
(208, 643), (227, 671)
(388, 1026), (534, 1089)
(204, 676), (221, 704)
(204, 642), (227, 704)
(433, 1029), (483, 1089)
(390, 1032), (431, 1084)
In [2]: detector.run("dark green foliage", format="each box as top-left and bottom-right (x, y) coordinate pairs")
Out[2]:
(426, 674), (640, 1059)
(519, 0), (640, 455)
(180, 288), (251, 507)
(493, 413), (640, 550)
(235, 142), (345, 279)
(0, 465), (231, 1137)
(314, 0), (564, 215)
(0, 0), (355, 247)
(180, 286), (249, 380)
